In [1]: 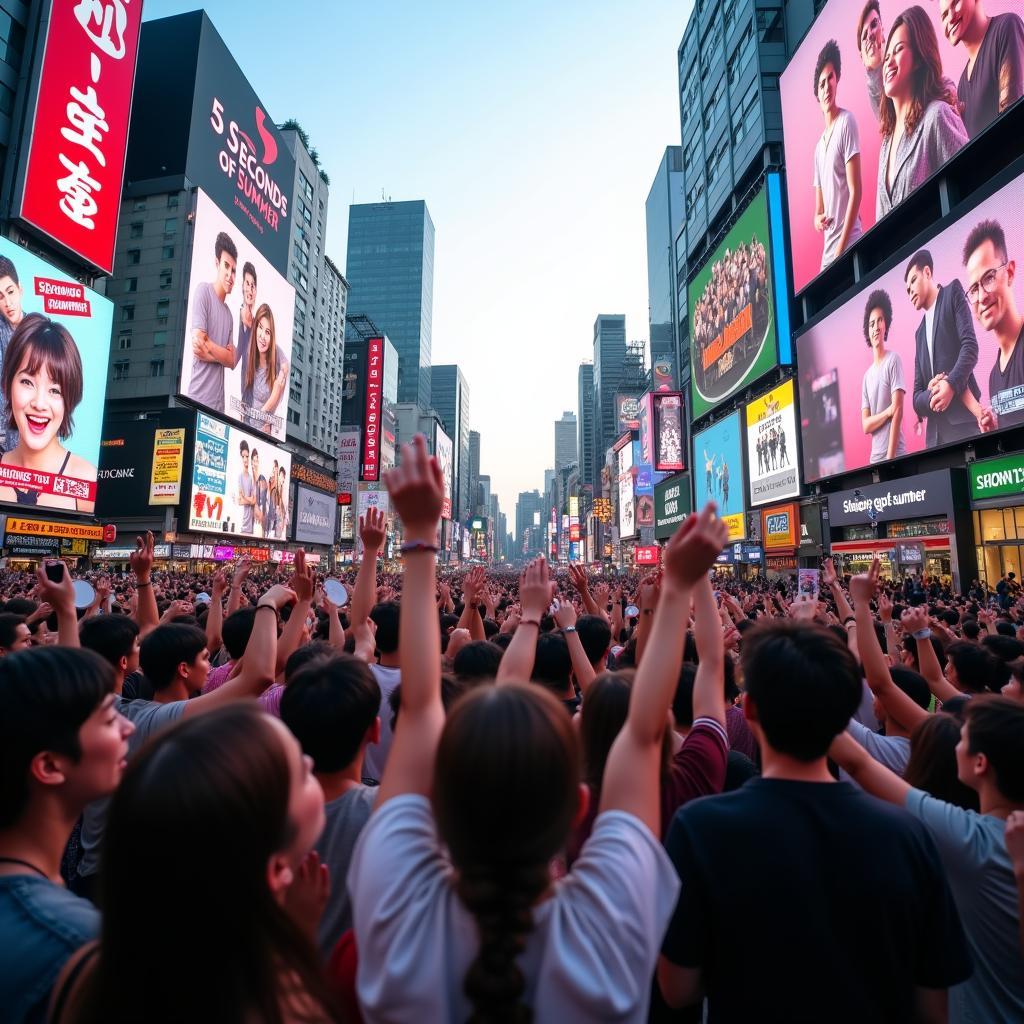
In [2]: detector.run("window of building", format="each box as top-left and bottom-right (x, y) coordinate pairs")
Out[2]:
(129, 222), (143, 239)
(118, 331), (131, 350)
(290, 384), (302, 404)
(288, 408), (301, 426)
(757, 9), (784, 44)
(0, 10), (27, 70)
(159, 269), (172, 289)
(153, 331), (168, 347)
(294, 340), (305, 363)
(162, 245), (174, 259)
(133, 200), (146, 212)
(164, 218), (176, 236)
(167, 194), (179, 208)
(156, 299), (169, 323)
(150, 360), (164, 377)
(113, 360), (130, 381)
(127, 249), (141, 265)
(121, 304), (135, 322)
(124, 277), (137, 293)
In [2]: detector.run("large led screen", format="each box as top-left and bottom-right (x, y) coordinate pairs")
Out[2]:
(190, 412), (292, 539)
(0, 237), (112, 514)
(693, 410), (746, 541)
(294, 484), (336, 546)
(798, 171), (1024, 483)
(689, 188), (779, 419)
(745, 379), (801, 507)
(180, 189), (295, 443)
(781, 0), (1023, 294)
(435, 424), (454, 520)
(617, 440), (636, 540)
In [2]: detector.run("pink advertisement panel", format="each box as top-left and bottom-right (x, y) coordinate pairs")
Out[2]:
(798, 171), (1024, 483)
(781, 0), (1023, 294)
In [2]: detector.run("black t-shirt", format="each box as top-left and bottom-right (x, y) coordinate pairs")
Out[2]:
(988, 322), (1024, 429)
(958, 13), (1024, 139)
(661, 778), (971, 1023)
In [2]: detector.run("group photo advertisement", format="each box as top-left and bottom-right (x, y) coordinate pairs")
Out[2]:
(179, 189), (296, 444)
(781, 0), (1024, 293)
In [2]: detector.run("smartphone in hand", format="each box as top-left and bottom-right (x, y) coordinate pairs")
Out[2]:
(45, 561), (66, 584)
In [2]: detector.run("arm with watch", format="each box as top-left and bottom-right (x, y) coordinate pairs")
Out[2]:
(900, 605), (960, 705)
(552, 597), (596, 697)
(634, 575), (660, 665)
(823, 556), (860, 663)
(129, 531), (160, 638)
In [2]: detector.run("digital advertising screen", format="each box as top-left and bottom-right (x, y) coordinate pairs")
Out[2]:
(745, 379), (801, 507)
(692, 410), (746, 541)
(798, 171), (1024, 483)
(689, 188), (779, 419)
(180, 190), (295, 443)
(293, 484), (337, 546)
(780, 0), (1024, 294)
(617, 439), (636, 539)
(434, 424), (454, 520)
(190, 412), (292, 539)
(653, 392), (686, 472)
(0, 237), (112, 514)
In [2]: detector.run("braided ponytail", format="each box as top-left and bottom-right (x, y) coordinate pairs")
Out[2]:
(457, 861), (549, 1023)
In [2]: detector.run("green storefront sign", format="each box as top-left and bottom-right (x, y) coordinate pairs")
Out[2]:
(655, 473), (692, 540)
(969, 454), (1024, 501)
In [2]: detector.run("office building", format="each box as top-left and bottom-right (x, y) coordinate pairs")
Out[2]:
(345, 199), (434, 409)
(468, 430), (482, 516)
(516, 489), (544, 556)
(555, 411), (578, 474)
(592, 314), (627, 480)
(577, 363), (596, 489)
(431, 365), (471, 521)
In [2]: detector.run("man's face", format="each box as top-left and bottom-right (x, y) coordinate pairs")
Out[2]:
(905, 264), (932, 311)
(252, 452), (260, 476)
(817, 63), (838, 114)
(2, 622), (32, 654)
(954, 720), (982, 790)
(860, 7), (885, 69)
(243, 272), (256, 307)
(183, 647), (211, 692)
(216, 253), (236, 295)
(940, 0), (976, 49)
(966, 239), (1015, 334)
(0, 275), (24, 326)
(868, 307), (888, 350)
(241, 449), (250, 472)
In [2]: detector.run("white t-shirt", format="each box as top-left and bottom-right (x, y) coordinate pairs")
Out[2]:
(362, 663), (401, 782)
(348, 795), (679, 1023)
(924, 302), (937, 375)
(813, 109), (863, 269)
(861, 350), (907, 463)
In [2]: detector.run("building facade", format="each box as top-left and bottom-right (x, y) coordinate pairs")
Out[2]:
(430, 364), (471, 522)
(593, 314), (627, 480)
(554, 411), (577, 473)
(577, 363), (595, 490)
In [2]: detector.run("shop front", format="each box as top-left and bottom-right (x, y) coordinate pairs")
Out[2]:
(2, 516), (113, 569)
(826, 469), (974, 590)
(762, 502), (800, 580)
(968, 452), (1024, 588)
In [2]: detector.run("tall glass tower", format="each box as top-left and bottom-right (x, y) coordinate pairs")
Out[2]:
(345, 200), (435, 409)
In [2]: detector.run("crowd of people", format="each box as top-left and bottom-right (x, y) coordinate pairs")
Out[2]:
(1, 433), (1023, 1022)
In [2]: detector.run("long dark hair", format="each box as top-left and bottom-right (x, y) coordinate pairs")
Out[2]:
(580, 671), (632, 792)
(879, 5), (951, 139)
(73, 705), (338, 1023)
(433, 684), (580, 1023)
(905, 713), (979, 810)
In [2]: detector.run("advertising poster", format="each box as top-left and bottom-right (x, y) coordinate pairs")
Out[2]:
(692, 411), (746, 541)
(0, 237), (112, 514)
(434, 424), (454, 520)
(180, 190), (295, 442)
(337, 426), (360, 500)
(150, 429), (187, 505)
(190, 412), (292, 539)
(653, 392), (685, 472)
(798, 172), (1024, 483)
(762, 503), (800, 550)
(186, 22), (296, 274)
(15, 0), (144, 273)
(689, 189), (778, 418)
(362, 337), (384, 482)
(780, 0), (1023, 294)
(294, 484), (336, 546)
(745, 379), (800, 506)
(615, 393), (642, 433)
(617, 440), (636, 539)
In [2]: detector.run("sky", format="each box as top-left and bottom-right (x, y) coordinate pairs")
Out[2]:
(144, 0), (694, 520)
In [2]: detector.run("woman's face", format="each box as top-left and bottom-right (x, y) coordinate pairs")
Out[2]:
(11, 357), (64, 451)
(65, 694), (135, 807)
(883, 24), (915, 101)
(256, 317), (272, 355)
(269, 717), (324, 867)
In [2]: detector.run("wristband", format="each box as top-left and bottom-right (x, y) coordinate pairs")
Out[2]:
(400, 541), (439, 555)
(136, 580), (152, 588)
(843, 616), (855, 626)
(255, 603), (279, 616)
(913, 628), (932, 640)
(519, 618), (540, 628)
(563, 625), (577, 634)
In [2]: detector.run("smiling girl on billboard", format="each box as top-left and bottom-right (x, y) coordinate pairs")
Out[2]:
(241, 303), (288, 434)
(0, 314), (97, 513)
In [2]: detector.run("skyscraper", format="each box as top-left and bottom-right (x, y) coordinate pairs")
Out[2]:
(554, 411), (577, 473)
(345, 200), (435, 409)
(468, 430), (482, 516)
(430, 365), (471, 521)
(646, 146), (684, 390)
(593, 314), (627, 480)
(577, 363), (595, 489)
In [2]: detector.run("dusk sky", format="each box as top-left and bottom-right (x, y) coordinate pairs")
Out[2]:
(145, 0), (694, 516)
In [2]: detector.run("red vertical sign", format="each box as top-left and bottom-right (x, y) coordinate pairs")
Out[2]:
(362, 337), (383, 481)
(17, 0), (143, 273)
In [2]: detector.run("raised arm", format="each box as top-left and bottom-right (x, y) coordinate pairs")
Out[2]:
(828, 729), (911, 806)
(878, 590), (899, 667)
(600, 506), (728, 833)
(376, 435), (446, 806)
(552, 597), (596, 697)
(634, 575), (660, 665)
(226, 558), (250, 616)
(569, 563), (604, 620)
(35, 564), (79, 649)
(351, 508), (385, 628)
(691, 574), (726, 727)
(901, 605), (960, 704)
(275, 550), (314, 677)
(455, 567), (486, 641)
(129, 532), (159, 638)
(1006, 811), (1024, 958)
(206, 569), (227, 656)
(495, 558), (551, 685)
(824, 556), (859, 663)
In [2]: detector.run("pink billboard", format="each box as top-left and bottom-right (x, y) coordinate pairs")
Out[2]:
(781, 0), (1023, 294)
(798, 170), (1024, 483)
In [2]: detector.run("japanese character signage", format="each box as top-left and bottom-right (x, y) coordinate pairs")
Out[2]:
(17, 0), (143, 273)
(362, 337), (384, 482)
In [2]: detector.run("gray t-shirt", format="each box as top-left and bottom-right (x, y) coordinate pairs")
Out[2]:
(188, 281), (232, 413)
(363, 664), (401, 783)
(861, 350), (907, 464)
(839, 718), (911, 784)
(813, 109), (863, 269)
(906, 788), (1024, 1023)
(238, 470), (254, 534)
(78, 696), (187, 878)
(866, 64), (883, 121)
(316, 785), (376, 957)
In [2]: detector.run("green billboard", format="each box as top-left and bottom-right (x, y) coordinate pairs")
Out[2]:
(969, 453), (1024, 502)
(654, 472), (692, 540)
(688, 187), (778, 420)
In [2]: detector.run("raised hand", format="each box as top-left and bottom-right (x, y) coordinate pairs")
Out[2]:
(359, 507), (387, 552)
(637, 574), (661, 613)
(568, 563), (590, 595)
(663, 504), (729, 589)
(130, 531), (155, 581)
(822, 556), (838, 589)
(35, 563), (75, 616)
(550, 597), (577, 631)
(289, 550), (314, 603)
(592, 582), (610, 611)
(282, 850), (330, 942)
(878, 590), (893, 623)
(259, 584), (297, 611)
(849, 557), (881, 607)
(519, 557), (554, 620)
(900, 604), (929, 636)
(211, 569), (229, 598)
(383, 434), (445, 542)
(231, 557), (251, 590)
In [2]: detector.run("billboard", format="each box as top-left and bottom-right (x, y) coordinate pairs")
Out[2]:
(798, 171), (1024, 483)
(745, 379), (800, 506)
(689, 188), (779, 419)
(615, 393), (642, 433)
(186, 20), (295, 274)
(780, 0), (1024, 294)
(617, 439), (635, 539)
(655, 473), (692, 540)
(693, 410), (746, 541)
(14, 0), (144, 273)
(0, 237), (112, 514)
(150, 429), (187, 505)
(653, 392), (685, 472)
(179, 190), (295, 442)
(294, 484), (336, 546)
(762, 503), (800, 551)
(362, 337), (384, 482)
(337, 426), (359, 501)
(435, 424), (454, 520)
(189, 412), (292, 539)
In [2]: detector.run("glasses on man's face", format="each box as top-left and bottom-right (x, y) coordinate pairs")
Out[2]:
(967, 262), (1009, 305)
